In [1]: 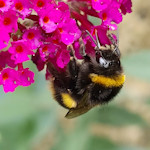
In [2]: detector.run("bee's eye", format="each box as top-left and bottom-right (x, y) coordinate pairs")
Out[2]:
(109, 62), (112, 66)
(96, 51), (101, 63)
(99, 57), (110, 68)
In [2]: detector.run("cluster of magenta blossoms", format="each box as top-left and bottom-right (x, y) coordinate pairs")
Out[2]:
(0, 0), (132, 93)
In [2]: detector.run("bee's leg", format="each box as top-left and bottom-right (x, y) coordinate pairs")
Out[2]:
(67, 40), (89, 61)
(67, 45), (80, 80)
(67, 45), (81, 79)
(79, 38), (91, 62)
(79, 38), (86, 57)
(67, 44), (75, 57)
(108, 34), (121, 57)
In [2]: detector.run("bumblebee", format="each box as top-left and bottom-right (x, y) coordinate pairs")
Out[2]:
(47, 31), (125, 119)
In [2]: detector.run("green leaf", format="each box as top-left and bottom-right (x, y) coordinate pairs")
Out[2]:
(88, 15), (102, 26)
(84, 136), (119, 150)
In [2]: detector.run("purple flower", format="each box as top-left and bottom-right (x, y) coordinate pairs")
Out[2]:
(0, 51), (16, 70)
(119, 0), (132, 15)
(8, 40), (34, 64)
(39, 5), (61, 33)
(0, 28), (10, 49)
(18, 68), (34, 86)
(92, 0), (112, 11)
(99, 1), (122, 30)
(30, 0), (52, 12)
(32, 50), (45, 71)
(39, 43), (58, 61)
(0, 10), (18, 33)
(56, 48), (70, 68)
(0, 0), (133, 93)
(0, 0), (13, 12)
(85, 26), (111, 46)
(58, 18), (81, 45)
(22, 27), (42, 49)
(12, 0), (32, 18)
(57, 2), (71, 21)
(95, 26), (111, 45)
(0, 68), (19, 93)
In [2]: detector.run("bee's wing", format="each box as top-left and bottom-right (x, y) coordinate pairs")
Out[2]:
(65, 105), (92, 119)
(65, 92), (94, 119)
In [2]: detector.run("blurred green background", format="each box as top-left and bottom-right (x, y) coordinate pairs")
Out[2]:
(0, 0), (150, 150)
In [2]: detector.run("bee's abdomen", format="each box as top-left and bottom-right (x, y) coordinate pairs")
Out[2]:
(50, 81), (77, 109)
(61, 93), (77, 108)
(88, 73), (125, 105)
(89, 84), (122, 104)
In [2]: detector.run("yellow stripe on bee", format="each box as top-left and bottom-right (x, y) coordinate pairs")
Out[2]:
(61, 93), (77, 109)
(89, 73), (125, 88)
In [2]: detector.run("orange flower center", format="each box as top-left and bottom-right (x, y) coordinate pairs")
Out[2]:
(3, 17), (11, 25)
(27, 32), (35, 40)
(0, 0), (5, 8)
(58, 28), (63, 33)
(16, 45), (23, 53)
(92, 29), (96, 36)
(43, 16), (49, 23)
(52, 39), (59, 44)
(37, 0), (44, 7)
(42, 46), (48, 52)
(15, 2), (23, 11)
(102, 13), (107, 21)
(2, 73), (9, 80)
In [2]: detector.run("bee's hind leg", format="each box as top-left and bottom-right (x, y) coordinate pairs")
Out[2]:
(79, 38), (87, 57)
(79, 38), (91, 62)
(67, 45), (80, 80)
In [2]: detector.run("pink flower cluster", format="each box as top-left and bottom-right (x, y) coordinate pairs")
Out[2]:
(0, 0), (132, 93)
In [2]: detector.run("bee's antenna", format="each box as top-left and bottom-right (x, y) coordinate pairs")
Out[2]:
(95, 30), (101, 49)
(86, 30), (101, 49)
(86, 30), (104, 58)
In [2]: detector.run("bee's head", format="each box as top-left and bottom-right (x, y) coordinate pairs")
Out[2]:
(94, 48), (122, 76)
(86, 30), (123, 76)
